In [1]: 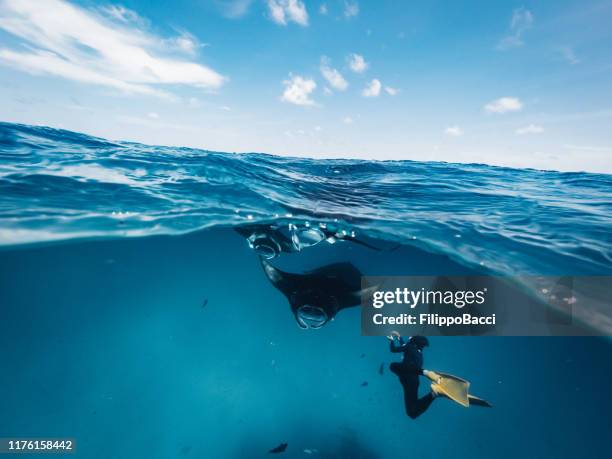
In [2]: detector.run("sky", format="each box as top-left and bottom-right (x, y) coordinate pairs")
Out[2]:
(0, 0), (611, 172)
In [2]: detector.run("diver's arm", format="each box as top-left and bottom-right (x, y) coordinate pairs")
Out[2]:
(387, 331), (406, 353)
(389, 339), (407, 353)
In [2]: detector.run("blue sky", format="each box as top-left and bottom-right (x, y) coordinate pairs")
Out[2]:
(1, 0), (611, 172)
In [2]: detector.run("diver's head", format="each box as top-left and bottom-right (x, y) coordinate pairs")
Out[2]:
(409, 335), (429, 349)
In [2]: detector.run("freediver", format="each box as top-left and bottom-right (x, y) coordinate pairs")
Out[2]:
(387, 332), (440, 419)
(388, 332), (493, 418)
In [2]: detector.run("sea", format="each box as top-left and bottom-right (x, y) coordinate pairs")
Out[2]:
(1, 121), (611, 458)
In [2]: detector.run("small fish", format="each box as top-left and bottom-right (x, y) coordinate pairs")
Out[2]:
(360, 353), (365, 358)
(201, 299), (208, 308)
(269, 443), (288, 454)
(361, 381), (368, 387)
(378, 363), (384, 375)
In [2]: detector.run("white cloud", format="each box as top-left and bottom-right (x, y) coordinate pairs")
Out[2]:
(516, 124), (544, 135)
(362, 78), (381, 97)
(164, 31), (204, 56)
(484, 97), (523, 114)
(344, 1), (359, 18)
(444, 126), (463, 136)
(216, 0), (254, 19)
(560, 47), (580, 65)
(319, 3), (328, 15)
(0, 0), (225, 99)
(320, 57), (348, 91)
(348, 53), (368, 73)
(498, 7), (533, 50)
(267, 0), (308, 26)
(384, 86), (398, 96)
(511, 8), (533, 32)
(281, 74), (316, 106)
(147, 112), (159, 119)
(343, 116), (353, 124)
(101, 5), (144, 24)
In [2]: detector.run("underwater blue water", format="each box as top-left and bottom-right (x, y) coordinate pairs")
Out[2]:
(1, 122), (611, 458)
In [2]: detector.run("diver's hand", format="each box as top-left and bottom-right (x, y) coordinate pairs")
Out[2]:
(386, 330), (400, 341)
(423, 370), (441, 383)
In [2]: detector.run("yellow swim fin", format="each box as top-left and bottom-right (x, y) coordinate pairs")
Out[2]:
(426, 370), (491, 408)
(430, 372), (470, 407)
(467, 394), (493, 408)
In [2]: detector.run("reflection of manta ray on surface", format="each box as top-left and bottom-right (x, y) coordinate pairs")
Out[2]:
(261, 259), (371, 329)
(235, 222), (384, 260)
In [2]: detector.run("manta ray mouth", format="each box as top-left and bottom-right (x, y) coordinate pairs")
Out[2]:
(296, 305), (328, 329)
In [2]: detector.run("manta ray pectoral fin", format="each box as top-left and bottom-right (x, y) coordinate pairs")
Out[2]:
(261, 259), (283, 283)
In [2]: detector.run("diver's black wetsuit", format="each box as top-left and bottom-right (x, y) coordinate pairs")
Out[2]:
(389, 338), (434, 419)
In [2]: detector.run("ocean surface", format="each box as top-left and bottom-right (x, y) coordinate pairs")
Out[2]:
(1, 121), (611, 458)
